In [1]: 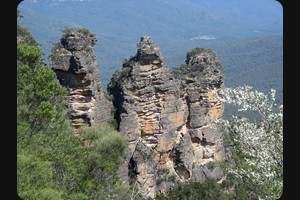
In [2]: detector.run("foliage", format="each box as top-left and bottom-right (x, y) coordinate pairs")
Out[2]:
(155, 169), (271, 200)
(48, 41), (64, 63)
(17, 38), (134, 199)
(214, 35), (283, 107)
(17, 40), (43, 66)
(17, 153), (58, 199)
(17, 129), (92, 200)
(62, 27), (96, 38)
(17, 9), (38, 46)
(156, 179), (227, 200)
(111, 55), (137, 84)
(80, 126), (128, 175)
(111, 67), (132, 86)
(171, 47), (224, 88)
(17, 24), (39, 46)
(172, 63), (189, 78)
(17, 41), (67, 137)
(186, 47), (206, 60)
(220, 172), (267, 199)
(17, 18), (136, 199)
(123, 55), (137, 68)
(17, 21), (95, 199)
(109, 106), (119, 129)
(60, 27), (96, 51)
(212, 85), (283, 199)
(79, 125), (144, 200)
(17, 7), (283, 199)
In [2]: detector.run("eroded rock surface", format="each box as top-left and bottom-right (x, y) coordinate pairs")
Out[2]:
(51, 28), (112, 134)
(108, 36), (225, 199)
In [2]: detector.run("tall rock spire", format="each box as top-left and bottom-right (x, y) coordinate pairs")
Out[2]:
(108, 36), (225, 199)
(51, 28), (112, 135)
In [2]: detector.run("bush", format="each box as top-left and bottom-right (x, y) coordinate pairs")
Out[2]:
(80, 126), (128, 175)
(17, 15), (134, 200)
(186, 47), (206, 60)
(62, 27), (96, 38)
(156, 179), (227, 200)
(111, 67), (132, 86)
(213, 85), (283, 199)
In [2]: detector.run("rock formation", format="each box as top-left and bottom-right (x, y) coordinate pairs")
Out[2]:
(51, 28), (112, 134)
(107, 36), (225, 199)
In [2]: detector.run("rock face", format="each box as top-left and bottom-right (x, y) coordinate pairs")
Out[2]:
(51, 28), (112, 133)
(107, 36), (225, 199)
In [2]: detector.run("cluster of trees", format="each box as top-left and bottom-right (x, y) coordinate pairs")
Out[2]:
(17, 10), (283, 200)
(214, 35), (283, 106)
(17, 11), (136, 200)
(214, 86), (282, 199)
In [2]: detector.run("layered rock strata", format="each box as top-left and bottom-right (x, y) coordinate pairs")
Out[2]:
(107, 36), (225, 199)
(51, 28), (112, 133)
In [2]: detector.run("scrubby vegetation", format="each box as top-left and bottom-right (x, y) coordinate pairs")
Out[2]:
(172, 47), (224, 79)
(213, 86), (283, 199)
(17, 12), (136, 200)
(17, 10), (282, 200)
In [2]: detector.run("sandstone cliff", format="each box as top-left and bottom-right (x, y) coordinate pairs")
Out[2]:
(107, 36), (225, 199)
(51, 28), (112, 134)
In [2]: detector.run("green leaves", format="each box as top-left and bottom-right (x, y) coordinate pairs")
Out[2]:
(156, 179), (228, 200)
(17, 41), (43, 67)
(17, 41), (68, 137)
(17, 153), (61, 199)
(17, 20), (136, 199)
(81, 126), (128, 175)
(214, 86), (283, 199)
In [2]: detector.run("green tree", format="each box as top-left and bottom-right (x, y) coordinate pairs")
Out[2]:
(17, 15), (97, 199)
(213, 85), (283, 199)
(17, 12), (142, 199)
(80, 126), (128, 177)
(17, 41), (67, 138)
(156, 179), (227, 200)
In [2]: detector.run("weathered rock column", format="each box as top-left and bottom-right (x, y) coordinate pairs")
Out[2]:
(51, 28), (112, 134)
(177, 48), (226, 183)
(108, 36), (226, 199)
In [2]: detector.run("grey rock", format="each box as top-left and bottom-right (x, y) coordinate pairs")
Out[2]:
(51, 28), (112, 129)
(108, 36), (226, 199)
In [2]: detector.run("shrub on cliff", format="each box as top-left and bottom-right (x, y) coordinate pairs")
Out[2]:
(17, 42), (68, 138)
(80, 125), (136, 199)
(186, 47), (206, 60)
(17, 19), (93, 199)
(17, 16), (131, 199)
(80, 126), (128, 176)
(172, 47), (224, 80)
(156, 179), (227, 200)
